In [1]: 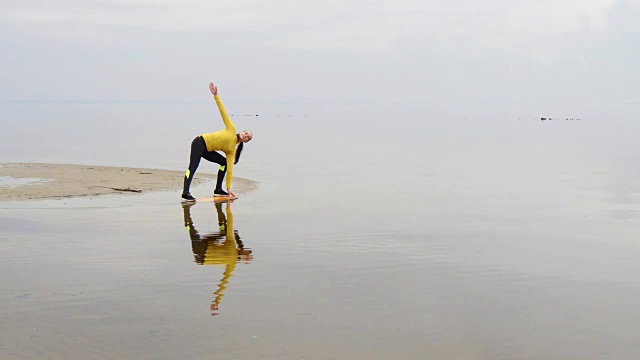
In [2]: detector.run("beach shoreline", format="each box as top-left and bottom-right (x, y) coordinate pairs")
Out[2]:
(0, 163), (257, 202)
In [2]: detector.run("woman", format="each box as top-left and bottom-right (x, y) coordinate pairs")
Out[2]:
(182, 82), (252, 201)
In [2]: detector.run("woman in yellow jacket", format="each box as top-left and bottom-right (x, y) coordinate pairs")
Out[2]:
(182, 83), (253, 201)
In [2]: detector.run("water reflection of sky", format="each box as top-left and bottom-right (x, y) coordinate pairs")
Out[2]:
(2, 103), (640, 358)
(0, 176), (52, 188)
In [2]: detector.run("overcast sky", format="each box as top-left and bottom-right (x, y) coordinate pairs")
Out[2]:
(1, 0), (638, 105)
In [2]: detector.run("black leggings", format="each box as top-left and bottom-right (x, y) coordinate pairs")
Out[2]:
(183, 136), (227, 193)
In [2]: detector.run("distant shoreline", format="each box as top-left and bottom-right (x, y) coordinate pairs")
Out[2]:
(0, 163), (257, 202)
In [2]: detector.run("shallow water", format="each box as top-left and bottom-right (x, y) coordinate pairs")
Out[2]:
(2, 102), (640, 359)
(0, 176), (53, 189)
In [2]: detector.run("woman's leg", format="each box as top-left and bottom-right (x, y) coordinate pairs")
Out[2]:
(183, 136), (207, 195)
(201, 150), (228, 194)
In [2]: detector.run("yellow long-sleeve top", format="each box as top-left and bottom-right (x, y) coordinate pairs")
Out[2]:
(200, 94), (237, 189)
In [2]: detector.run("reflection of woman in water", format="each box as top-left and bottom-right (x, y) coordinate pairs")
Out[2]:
(181, 82), (253, 202)
(182, 201), (252, 316)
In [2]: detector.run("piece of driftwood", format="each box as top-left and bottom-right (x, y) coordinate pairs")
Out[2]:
(89, 186), (142, 193)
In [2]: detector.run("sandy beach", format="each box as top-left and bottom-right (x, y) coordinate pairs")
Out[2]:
(0, 163), (257, 201)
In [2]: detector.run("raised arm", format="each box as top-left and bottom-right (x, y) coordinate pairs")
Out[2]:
(209, 82), (234, 131)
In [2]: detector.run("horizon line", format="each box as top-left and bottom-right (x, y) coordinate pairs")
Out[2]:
(1, 99), (638, 106)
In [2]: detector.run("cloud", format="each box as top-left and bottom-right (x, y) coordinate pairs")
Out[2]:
(1, 0), (616, 54)
(0, 0), (636, 104)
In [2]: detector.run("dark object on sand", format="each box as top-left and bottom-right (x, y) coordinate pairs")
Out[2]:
(90, 186), (142, 193)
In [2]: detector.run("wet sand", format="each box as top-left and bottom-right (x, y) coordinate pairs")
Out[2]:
(0, 163), (257, 201)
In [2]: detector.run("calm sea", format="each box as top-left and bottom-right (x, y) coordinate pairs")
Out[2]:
(1, 101), (640, 359)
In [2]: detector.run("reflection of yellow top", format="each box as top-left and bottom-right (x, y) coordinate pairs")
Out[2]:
(202, 206), (237, 266)
(200, 94), (237, 189)
(183, 202), (249, 316)
(203, 206), (237, 309)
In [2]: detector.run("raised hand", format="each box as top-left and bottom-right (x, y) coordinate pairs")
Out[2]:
(209, 82), (218, 96)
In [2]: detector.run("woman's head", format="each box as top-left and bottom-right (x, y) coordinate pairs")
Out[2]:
(238, 130), (252, 143)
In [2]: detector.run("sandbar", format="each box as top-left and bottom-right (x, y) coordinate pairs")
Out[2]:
(0, 163), (257, 201)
